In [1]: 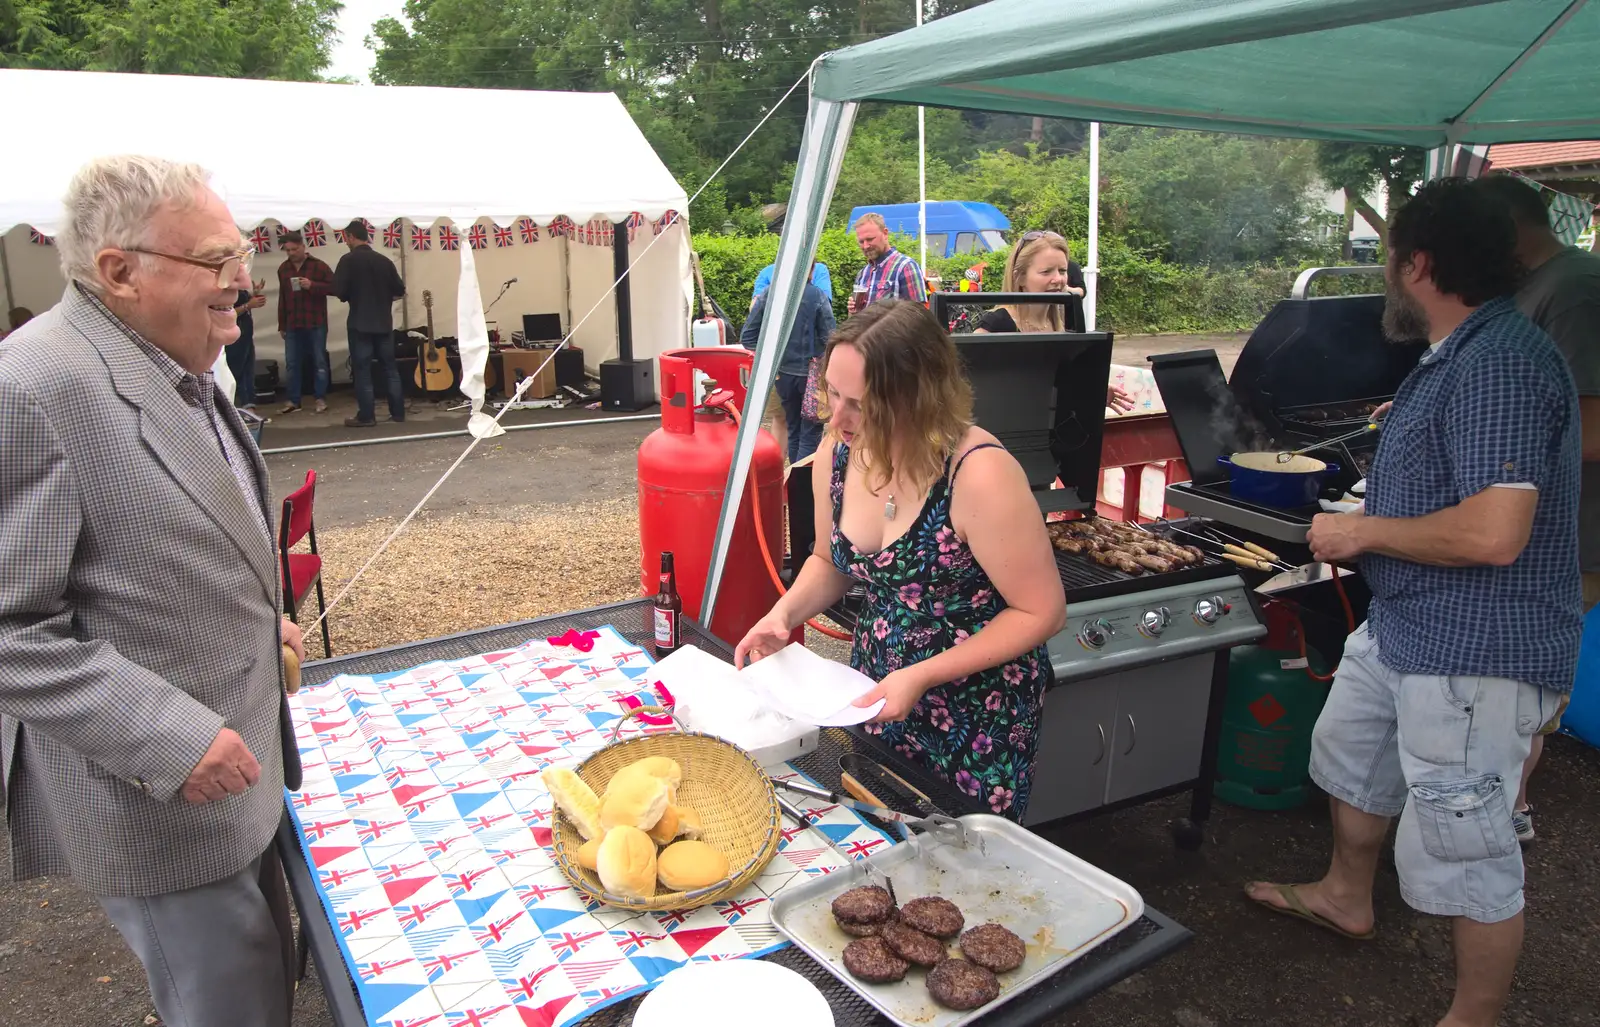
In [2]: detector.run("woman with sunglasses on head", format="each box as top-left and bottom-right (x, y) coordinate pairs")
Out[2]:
(734, 300), (1066, 821)
(975, 230), (1135, 413)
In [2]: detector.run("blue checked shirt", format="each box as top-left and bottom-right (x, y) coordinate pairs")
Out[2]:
(1362, 297), (1583, 691)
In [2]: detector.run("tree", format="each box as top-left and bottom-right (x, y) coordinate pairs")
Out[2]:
(1, 0), (340, 78)
(1101, 127), (1333, 266)
(1314, 143), (1425, 246)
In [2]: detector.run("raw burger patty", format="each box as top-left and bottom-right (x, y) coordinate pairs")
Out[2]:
(926, 958), (1001, 1010)
(959, 923), (1027, 973)
(900, 896), (965, 939)
(882, 920), (946, 966)
(842, 935), (910, 984)
(832, 885), (895, 925)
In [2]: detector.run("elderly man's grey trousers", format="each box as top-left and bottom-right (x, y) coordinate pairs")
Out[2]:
(98, 845), (296, 1027)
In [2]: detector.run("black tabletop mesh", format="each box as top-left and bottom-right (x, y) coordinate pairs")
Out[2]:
(293, 599), (1188, 1026)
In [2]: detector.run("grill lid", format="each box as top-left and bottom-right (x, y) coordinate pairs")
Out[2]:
(1230, 294), (1426, 431)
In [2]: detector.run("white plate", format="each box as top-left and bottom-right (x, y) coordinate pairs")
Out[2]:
(633, 959), (835, 1027)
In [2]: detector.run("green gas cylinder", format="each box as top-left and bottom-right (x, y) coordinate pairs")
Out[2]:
(1214, 601), (1333, 811)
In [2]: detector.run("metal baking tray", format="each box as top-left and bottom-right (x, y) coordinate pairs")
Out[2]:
(769, 814), (1143, 1027)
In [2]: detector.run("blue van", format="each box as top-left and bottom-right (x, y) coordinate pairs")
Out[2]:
(847, 202), (1011, 259)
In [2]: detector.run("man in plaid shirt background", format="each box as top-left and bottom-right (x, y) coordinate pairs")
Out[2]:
(848, 211), (926, 314)
(276, 229), (334, 414)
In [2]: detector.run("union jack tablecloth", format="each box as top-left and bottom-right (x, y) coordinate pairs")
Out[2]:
(286, 625), (892, 1027)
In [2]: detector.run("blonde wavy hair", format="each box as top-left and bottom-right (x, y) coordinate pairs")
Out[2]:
(1000, 230), (1071, 332)
(817, 300), (974, 491)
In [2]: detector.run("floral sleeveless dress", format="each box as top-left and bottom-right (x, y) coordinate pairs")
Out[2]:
(830, 441), (1050, 821)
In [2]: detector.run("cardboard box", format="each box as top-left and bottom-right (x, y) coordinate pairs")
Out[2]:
(501, 347), (558, 399)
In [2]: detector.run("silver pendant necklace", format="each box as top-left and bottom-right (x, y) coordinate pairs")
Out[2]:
(884, 494), (896, 519)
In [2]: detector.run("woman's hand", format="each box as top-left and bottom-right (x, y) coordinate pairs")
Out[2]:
(853, 667), (930, 723)
(734, 609), (793, 668)
(1106, 384), (1136, 413)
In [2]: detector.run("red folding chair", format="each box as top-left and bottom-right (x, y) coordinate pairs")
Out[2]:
(279, 469), (332, 658)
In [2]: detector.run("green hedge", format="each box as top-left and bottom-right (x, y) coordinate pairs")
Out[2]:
(692, 229), (1379, 336)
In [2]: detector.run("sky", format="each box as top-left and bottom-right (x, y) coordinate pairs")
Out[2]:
(329, 0), (407, 83)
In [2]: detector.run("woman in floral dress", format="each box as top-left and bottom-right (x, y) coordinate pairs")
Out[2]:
(736, 301), (1065, 821)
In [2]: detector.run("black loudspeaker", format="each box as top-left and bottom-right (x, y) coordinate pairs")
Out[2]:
(554, 346), (586, 389)
(599, 358), (655, 411)
(253, 359), (280, 401)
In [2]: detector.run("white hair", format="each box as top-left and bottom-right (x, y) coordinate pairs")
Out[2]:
(57, 155), (212, 293)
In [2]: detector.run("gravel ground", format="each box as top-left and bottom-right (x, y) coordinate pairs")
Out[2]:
(5, 339), (1597, 1027)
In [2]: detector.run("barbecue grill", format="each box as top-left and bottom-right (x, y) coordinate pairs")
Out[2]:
(1155, 271), (1428, 541)
(817, 294), (1266, 844)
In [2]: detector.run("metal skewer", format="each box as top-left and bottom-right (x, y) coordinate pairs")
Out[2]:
(1274, 422), (1377, 462)
(1142, 520), (1295, 572)
(1191, 522), (1292, 567)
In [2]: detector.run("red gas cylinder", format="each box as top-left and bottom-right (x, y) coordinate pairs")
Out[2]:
(638, 348), (790, 649)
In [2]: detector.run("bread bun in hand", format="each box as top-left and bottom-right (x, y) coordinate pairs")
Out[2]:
(281, 644), (301, 695)
(657, 840), (731, 892)
(597, 826), (657, 899)
(543, 768), (605, 841)
(647, 805), (680, 846)
(577, 835), (603, 871)
(600, 770), (670, 832)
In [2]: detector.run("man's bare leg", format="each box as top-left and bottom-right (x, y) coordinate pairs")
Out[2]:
(1246, 796), (1388, 934)
(1437, 913), (1523, 1027)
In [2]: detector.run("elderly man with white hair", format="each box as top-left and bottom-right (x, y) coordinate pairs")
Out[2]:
(0, 156), (305, 1027)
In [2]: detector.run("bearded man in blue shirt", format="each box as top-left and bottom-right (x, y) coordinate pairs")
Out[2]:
(1246, 179), (1582, 1027)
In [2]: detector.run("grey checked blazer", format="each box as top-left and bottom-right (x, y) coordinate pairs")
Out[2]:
(0, 286), (301, 898)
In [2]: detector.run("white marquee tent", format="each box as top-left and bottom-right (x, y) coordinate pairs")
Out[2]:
(0, 70), (692, 390)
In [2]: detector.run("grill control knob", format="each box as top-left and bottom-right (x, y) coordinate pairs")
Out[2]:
(1194, 596), (1231, 625)
(1078, 618), (1113, 649)
(1139, 607), (1171, 637)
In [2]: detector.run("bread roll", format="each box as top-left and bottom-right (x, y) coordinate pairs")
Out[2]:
(673, 806), (703, 840)
(598, 826), (657, 899)
(577, 836), (603, 871)
(544, 768), (605, 841)
(657, 840), (730, 892)
(647, 805), (680, 846)
(614, 756), (683, 803)
(281, 644), (301, 695)
(600, 770), (670, 832)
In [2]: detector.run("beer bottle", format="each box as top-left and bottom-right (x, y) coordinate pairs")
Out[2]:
(652, 551), (681, 657)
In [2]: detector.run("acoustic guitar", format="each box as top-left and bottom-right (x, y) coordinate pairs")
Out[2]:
(413, 289), (455, 391)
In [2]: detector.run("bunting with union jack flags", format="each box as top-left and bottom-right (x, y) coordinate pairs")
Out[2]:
(517, 218), (539, 245)
(411, 226), (432, 251)
(383, 220), (404, 249)
(438, 225), (460, 251)
(494, 224), (516, 248)
(467, 224), (489, 251)
(248, 226), (274, 252)
(285, 625), (891, 1027)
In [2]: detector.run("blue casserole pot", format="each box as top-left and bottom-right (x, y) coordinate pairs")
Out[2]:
(1218, 453), (1341, 509)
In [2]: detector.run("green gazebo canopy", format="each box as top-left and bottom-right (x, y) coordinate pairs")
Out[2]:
(812, 0), (1599, 146)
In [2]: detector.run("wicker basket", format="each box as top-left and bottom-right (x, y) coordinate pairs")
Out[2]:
(550, 711), (782, 911)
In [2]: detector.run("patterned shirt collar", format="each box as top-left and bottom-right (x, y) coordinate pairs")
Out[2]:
(77, 283), (217, 408)
(1420, 295), (1514, 366)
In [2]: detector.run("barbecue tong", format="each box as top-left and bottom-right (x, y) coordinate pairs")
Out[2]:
(776, 778), (972, 848)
